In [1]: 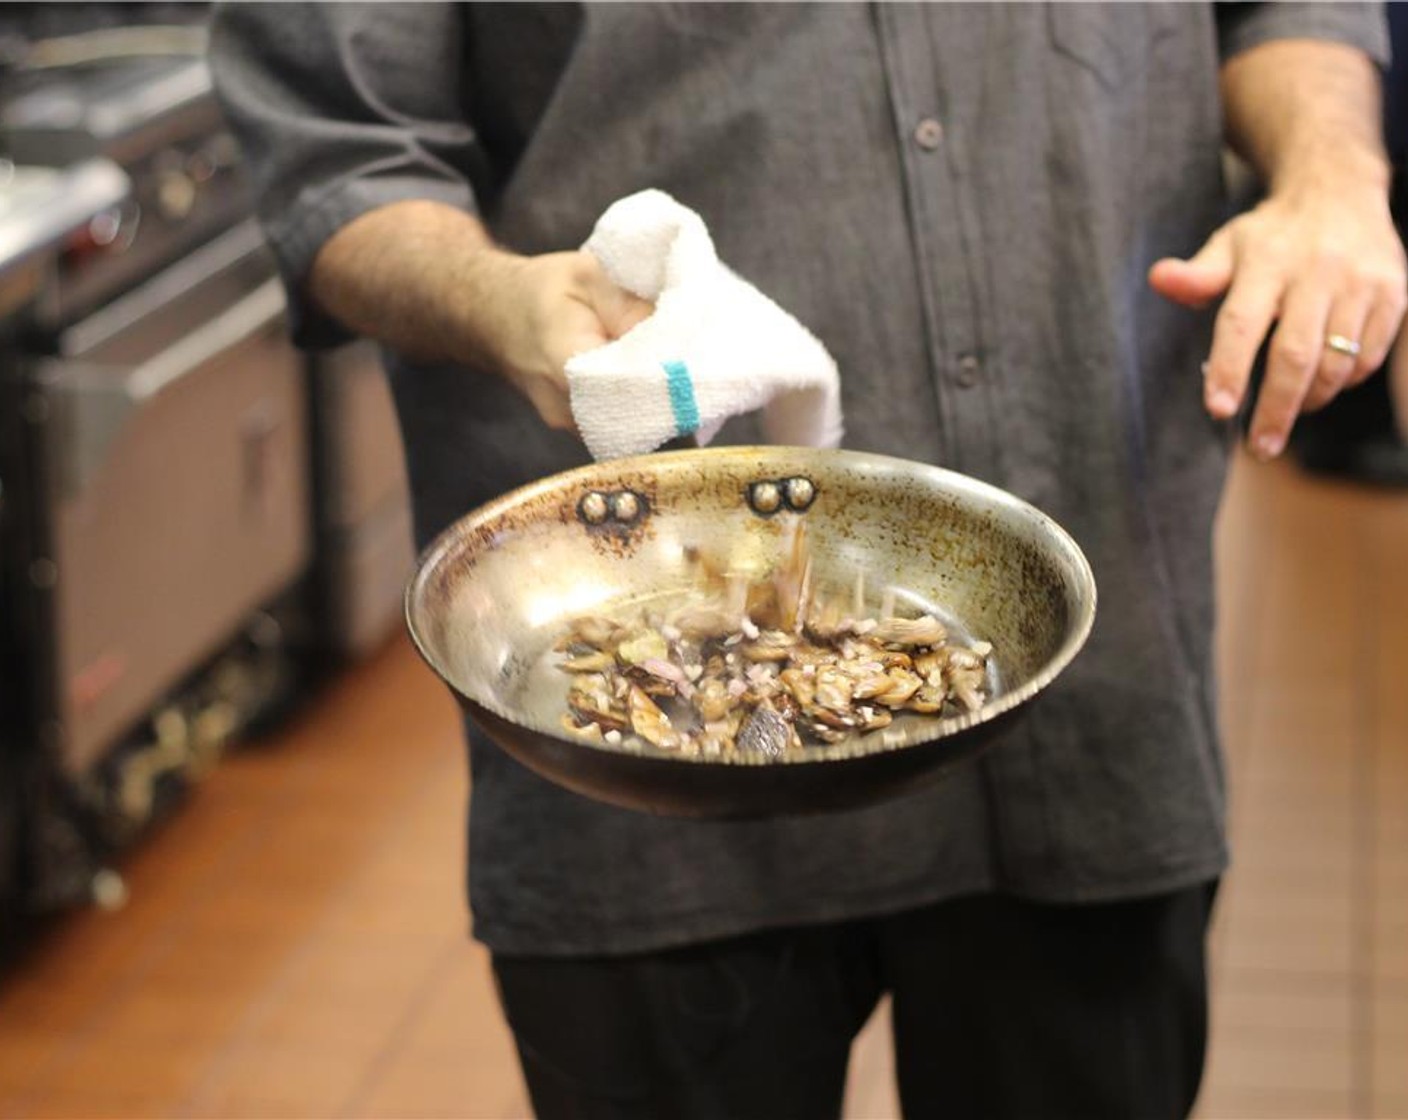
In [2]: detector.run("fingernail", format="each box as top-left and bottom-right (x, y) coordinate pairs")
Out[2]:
(1206, 389), (1238, 418)
(1252, 433), (1285, 461)
(1200, 360), (1211, 378)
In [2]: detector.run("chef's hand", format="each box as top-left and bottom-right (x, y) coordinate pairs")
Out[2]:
(490, 251), (654, 432)
(1148, 187), (1406, 459)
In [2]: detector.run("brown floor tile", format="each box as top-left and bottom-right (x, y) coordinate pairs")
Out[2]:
(1195, 1082), (1355, 1120)
(1373, 1027), (1408, 1117)
(91, 985), (255, 1050)
(1229, 806), (1359, 871)
(4, 1087), (181, 1120)
(1371, 986), (1408, 1037)
(1375, 854), (1408, 916)
(1221, 864), (1356, 921)
(1230, 822), (1359, 894)
(241, 996), (409, 1055)
(178, 942), (457, 1114)
(1220, 874), (1357, 919)
(1211, 978), (1354, 1037)
(1373, 1097), (1408, 1120)
(48, 1038), (218, 1110)
(353, 1053), (531, 1120)
(1376, 916), (1408, 985)
(1379, 884), (1408, 935)
(346, 947), (525, 1119)
(1236, 744), (1359, 805)
(138, 934), (299, 1005)
(1202, 1013), (1354, 1096)
(0, 978), (115, 1040)
(1378, 814), (1408, 857)
(364, 951), (507, 1053)
(1218, 897), (1356, 979)
(183, 1040), (385, 1118)
(351, 1008), (532, 1120)
(290, 940), (456, 1002)
(0, 1032), (67, 1100)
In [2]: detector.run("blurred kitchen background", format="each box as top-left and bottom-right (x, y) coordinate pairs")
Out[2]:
(0, 3), (413, 929)
(0, 4), (1404, 1119)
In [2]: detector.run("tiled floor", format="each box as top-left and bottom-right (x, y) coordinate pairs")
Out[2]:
(0, 451), (1404, 1119)
(1196, 453), (1408, 1120)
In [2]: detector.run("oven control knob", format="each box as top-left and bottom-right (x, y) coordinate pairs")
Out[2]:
(88, 209), (121, 246)
(86, 202), (140, 253)
(202, 133), (242, 171)
(156, 169), (197, 221)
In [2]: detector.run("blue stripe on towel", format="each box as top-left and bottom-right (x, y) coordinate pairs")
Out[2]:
(662, 359), (700, 436)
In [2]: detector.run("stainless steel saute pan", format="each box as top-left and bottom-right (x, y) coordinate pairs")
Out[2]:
(405, 447), (1095, 817)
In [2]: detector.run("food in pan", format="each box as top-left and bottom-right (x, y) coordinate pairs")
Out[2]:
(554, 524), (992, 757)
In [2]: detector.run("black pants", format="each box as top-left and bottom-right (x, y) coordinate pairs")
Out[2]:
(493, 883), (1217, 1120)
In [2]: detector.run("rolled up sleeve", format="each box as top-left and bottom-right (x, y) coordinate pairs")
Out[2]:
(208, 2), (481, 348)
(1216, 2), (1390, 68)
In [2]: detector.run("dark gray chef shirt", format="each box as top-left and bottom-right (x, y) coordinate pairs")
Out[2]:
(209, 3), (1388, 955)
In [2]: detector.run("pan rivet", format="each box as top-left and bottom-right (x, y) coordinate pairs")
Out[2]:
(611, 491), (641, 522)
(579, 491), (610, 525)
(784, 476), (816, 511)
(749, 480), (782, 515)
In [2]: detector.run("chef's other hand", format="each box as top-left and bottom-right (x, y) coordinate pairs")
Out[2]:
(1149, 190), (1407, 460)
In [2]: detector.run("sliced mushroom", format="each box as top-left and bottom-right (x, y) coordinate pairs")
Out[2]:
(736, 702), (791, 758)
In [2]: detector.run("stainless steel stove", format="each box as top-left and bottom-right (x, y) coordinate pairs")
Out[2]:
(0, 40), (312, 919)
(0, 21), (417, 927)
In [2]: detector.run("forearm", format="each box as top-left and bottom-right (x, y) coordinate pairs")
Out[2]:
(1221, 38), (1391, 201)
(306, 199), (524, 371)
(306, 197), (652, 431)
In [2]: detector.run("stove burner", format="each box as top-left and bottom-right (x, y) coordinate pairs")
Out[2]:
(0, 36), (251, 330)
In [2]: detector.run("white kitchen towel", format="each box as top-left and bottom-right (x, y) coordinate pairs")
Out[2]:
(565, 189), (844, 461)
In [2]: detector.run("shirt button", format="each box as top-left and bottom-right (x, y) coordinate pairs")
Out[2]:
(913, 118), (944, 151)
(955, 353), (981, 388)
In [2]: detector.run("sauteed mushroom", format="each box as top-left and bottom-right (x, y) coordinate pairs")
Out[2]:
(555, 532), (993, 757)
